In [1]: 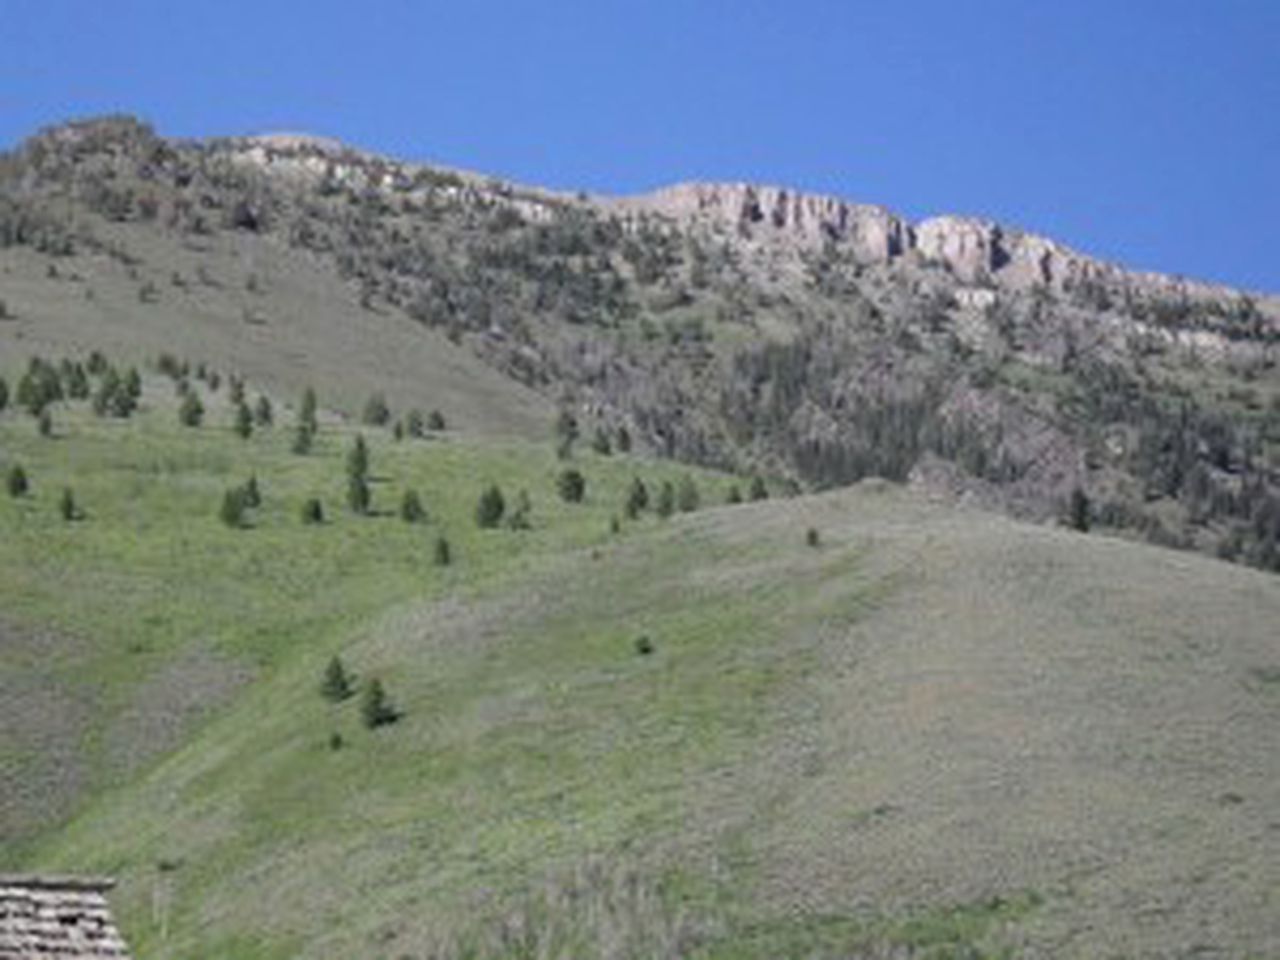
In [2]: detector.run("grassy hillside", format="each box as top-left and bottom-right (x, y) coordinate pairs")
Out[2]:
(3, 360), (1278, 957)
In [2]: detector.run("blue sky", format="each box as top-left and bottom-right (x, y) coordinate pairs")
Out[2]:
(3, 1), (1277, 292)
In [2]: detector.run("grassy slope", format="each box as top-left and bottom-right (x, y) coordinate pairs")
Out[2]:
(2, 375), (1278, 957)
(0, 228), (553, 437)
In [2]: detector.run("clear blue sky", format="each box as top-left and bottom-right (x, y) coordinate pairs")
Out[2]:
(3, 1), (1277, 292)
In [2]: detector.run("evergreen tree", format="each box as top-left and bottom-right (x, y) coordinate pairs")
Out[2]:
(392, 420), (404, 442)
(434, 535), (452, 566)
(228, 376), (245, 405)
(806, 527), (821, 548)
(242, 474), (261, 508)
(346, 434), (369, 480)
(656, 480), (675, 518)
(301, 497), (325, 525)
(427, 409), (446, 431)
(0, 376), (8, 412)
(1068, 487), (1091, 532)
(87, 351), (108, 376)
(66, 364), (90, 400)
(6, 464), (29, 498)
(299, 387), (318, 435)
(475, 484), (505, 528)
(616, 426), (632, 454)
(405, 409), (425, 438)
(59, 487), (78, 522)
(592, 427), (612, 456)
(124, 367), (142, 400)
(508, 489), (532, 529)
(347, 473), (371, 515)
(178, 390), (204, 427)
(219, 487), (247, 527)
(677, 475), (700, 512)
(625, 477), (649, 519)
(360, 678), (398, 728)
(37, 409), (52, 438)
(291, 424), (313, 455)
(400, 489), (425, 523)
(557, 468), (586, 503)
(362, 391), (391, 426)
(254, 394), (273, 426)
(726, 484), (743, 504)
(320, 656), (354, 702)
(749, 476), (769, 501)
(234, 401), (253, 439)
(555, 410), (578, 458)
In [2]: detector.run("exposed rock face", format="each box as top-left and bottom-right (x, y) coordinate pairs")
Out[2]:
(618, 181), (1279, 317)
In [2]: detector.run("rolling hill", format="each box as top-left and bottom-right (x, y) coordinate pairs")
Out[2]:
(1, 117), (1279, 958)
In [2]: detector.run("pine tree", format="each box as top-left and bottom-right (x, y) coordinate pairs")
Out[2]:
(301, 497), (325, 525)
(749, 476), (769, 501)
(555, 410), (578, 458)
(234, 401), (253, 439)
(6, 464), (29, 498)
(37, 409), (52, 438)
(434, 535), (452, 566)
(242, 474), (261, 509)
(347, 473), (371, 515)
(677, 475), (700, 512)
(616, 426), (632, 454)
(806, 527), (821, 548)
(427, 409), (446, 431)
(592, 428), (612, 456)
(1068, 487), (1091, 532)
(299, 387), (318, 435)
(360, 678), (398, 728)
(219, 487), (246, 527)
(656, 481), (675, 518)
(726, 484), (743, 505)
(254, 394), (273, 426)
(178, 391), (204, 427)
(0, 376), (8, 413)
(475, 484), (505, 528)
(321, 656), (354, 702)
(557, 468), (586, 503)
(291, 424), (313, 455)
(59, 487), (78, 522)
(362, 392), (391, 427)
(124, 368), (142, 400)
(400, 489), (425, 523)
(346, 434), (369, 480)
(228, 376), (245, 405)
(405, 409), (425, 438)
(625, 477), (649, 519)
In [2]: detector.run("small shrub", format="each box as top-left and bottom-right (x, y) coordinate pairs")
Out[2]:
(6, 464), (29, 498)
(476, 484), (505, 528)
(1067, 487), (1091, 532)
(400, 489), (425, 523)
(726, 484), (743, 504)
(328, 732), (344, 751)
(254, 394), (273, 426)
(0, 376), (8, 412)
(360, 678), (398, 728)
(806, 527), (821, 548)
(321, 656), (354, 702)
(37, 409), (52, 438)
(301, 497), (325, 525)
(291, 424), (314, 455)
(434, 535), (452, 566)
(178, 391), (204, 427)
(616, 426), (632, 453)
(508, 489), (532, 529)
(610, 515), (621, 535)
(592, 428), (612, 456)
(392, 420), (404, 441)
(557, 468), (586, 503)
(405, 409), (425, 437)
(749, 476), (769, 501)
(60, 488), (79, 521)
(299, 387), (318, 434)
(635, 635), (654, 656)
(427, 409), (446, 431)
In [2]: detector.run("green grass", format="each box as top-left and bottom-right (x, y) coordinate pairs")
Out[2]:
(4, 365), (1280, 958)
